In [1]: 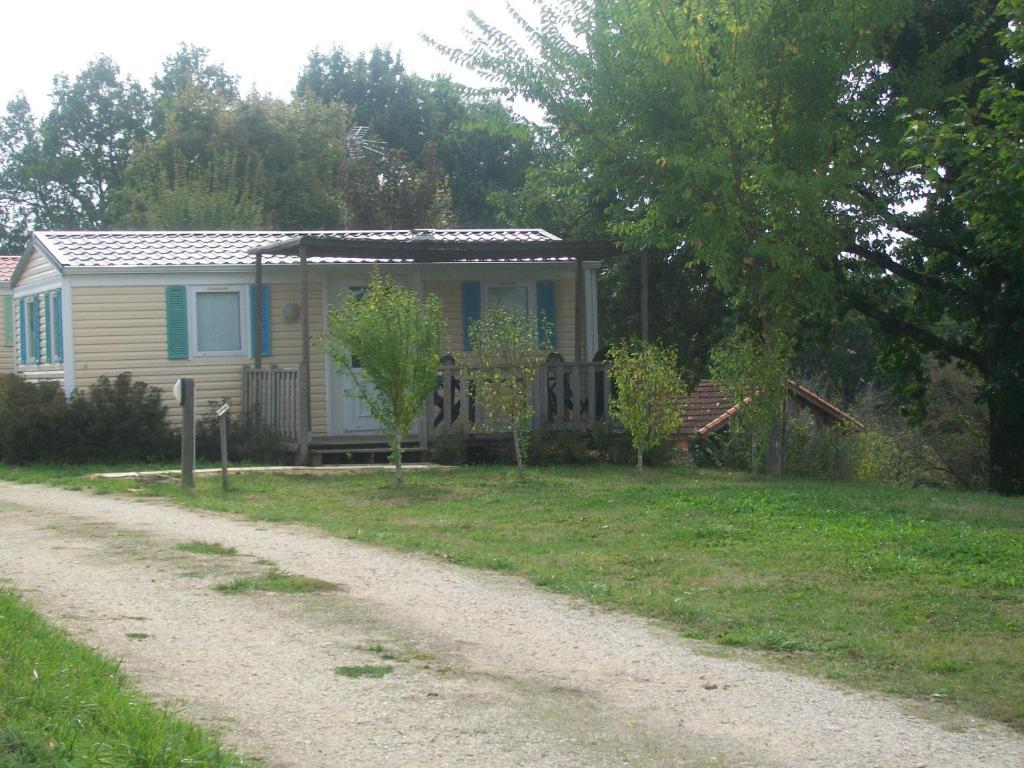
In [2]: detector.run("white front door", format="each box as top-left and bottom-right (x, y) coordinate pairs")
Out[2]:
(325, 276), (421, 438)
(328, 281), (383, 434)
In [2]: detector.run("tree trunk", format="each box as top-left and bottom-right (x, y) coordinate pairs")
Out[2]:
(513, 429), (525, 480)
(766, 404), (785, 476)
(988, 388), (1024, 495)
(393, 430), (403, 484)
(637, 446), (644, 472)
(762, 328), (785, 477)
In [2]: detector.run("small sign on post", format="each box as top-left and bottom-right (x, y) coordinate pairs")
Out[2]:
(217, 402), (230, 492)
(174, 378), (196, 489)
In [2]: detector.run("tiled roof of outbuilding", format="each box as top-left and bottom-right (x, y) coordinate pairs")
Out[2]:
(676, 379), (863, 436)
(33, 229), (561, 270)
(0, 255), (19, 283)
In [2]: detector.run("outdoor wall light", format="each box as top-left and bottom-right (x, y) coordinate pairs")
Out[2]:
(281, 302), (300, 323)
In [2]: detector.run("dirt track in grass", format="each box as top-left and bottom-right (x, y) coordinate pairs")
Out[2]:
(0, 480), (1021, 767)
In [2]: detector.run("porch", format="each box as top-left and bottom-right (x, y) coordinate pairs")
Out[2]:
(241, 358), (613, 461)
(242, 233), (637, 464)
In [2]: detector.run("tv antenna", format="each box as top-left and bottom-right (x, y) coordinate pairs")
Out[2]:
(344, 126), (387, 159)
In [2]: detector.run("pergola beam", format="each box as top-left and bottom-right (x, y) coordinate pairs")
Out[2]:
(297, 243), (311, 466)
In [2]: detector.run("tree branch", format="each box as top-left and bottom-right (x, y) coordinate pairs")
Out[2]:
(843, 241), (950, 294)
(844, 290), (984, 371)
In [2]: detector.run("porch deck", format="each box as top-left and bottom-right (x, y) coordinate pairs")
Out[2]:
(242, 360), (613, 462)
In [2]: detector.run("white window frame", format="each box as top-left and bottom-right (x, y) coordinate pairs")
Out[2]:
(482, 281), (534, 319)
(188, 285), (250, 359)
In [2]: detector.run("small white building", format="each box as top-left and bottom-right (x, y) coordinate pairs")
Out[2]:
(8, 230), (611, 462)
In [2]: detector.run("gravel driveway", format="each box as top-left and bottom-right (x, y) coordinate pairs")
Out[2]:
(0, 481), (1021, 767)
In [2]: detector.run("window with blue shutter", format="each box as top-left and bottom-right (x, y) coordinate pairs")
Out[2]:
(18, 298), (27, 364)
(53, 289), (63, 363)
(462, 281), (481, 350)
(165, 286), (189, 360)
(30, 296), (41, 363)
(44, 292), (52, 363)
(249, 284), (271, 357)
(536, 280), (557, 349)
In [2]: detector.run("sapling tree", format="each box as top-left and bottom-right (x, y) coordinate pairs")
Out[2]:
(607, 341), (685, 472)
(709, 328), (792, 474)
(322, 271), (444, 482)
(469, 306), (549, 479)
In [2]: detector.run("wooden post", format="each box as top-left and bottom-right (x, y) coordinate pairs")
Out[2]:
(254, 252), (263, 369)
(575, 255), (585, 362)
(297, 242), (312, 466)
(639, 251), (650, 342)
(179, 378), (195, 489)
(218, 405), (229, 492)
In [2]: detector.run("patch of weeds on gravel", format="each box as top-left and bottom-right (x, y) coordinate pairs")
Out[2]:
(335, 665), (394, 679)
(363, 643), (404, 661)
(215, 568), (337, 594)
(125, 632), (150, 640)
(177, 540), (238, 556)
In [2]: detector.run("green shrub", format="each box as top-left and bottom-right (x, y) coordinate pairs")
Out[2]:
(64, 374), (176, 463)
(785, 413), (856, 480)
(590, 422), (676, 466)
(0, 373), (175, 465)
(194, 402), (286, 465)
(0, 375), (69, 464)
(529, 431), (594, 466)
(428, 432), (468, 465)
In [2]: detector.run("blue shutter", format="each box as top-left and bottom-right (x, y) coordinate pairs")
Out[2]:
(18, 298), (27, 364)
(31, 297), (41, 363)
(53, 289), (63, 363)
(462, 281), (481, 351)
(249, 284), (272, 357)
(165, 286), (189, 360)
(44, 293), (52, 363)
(536, 280), (557, 349)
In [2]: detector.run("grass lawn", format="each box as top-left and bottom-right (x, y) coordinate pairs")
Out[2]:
(2, 463), (1022, 729)
(0, 588), (248, 767)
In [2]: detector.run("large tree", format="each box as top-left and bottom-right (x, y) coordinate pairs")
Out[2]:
(296, 46), (536, 226)
(440, 0), (1024, 493)
(0, 57), (149, 233)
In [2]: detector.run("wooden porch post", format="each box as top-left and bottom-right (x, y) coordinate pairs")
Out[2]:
(639, 250), (650, 342)
(254, 252), (263, 369)
(297, 242), (312, 465)
(575, 255), (585, 362)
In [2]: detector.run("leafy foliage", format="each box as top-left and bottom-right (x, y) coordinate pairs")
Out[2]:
(710, 328), (792, 474)
(438, 0), (1024, 493)
(0, 373), (174, 464)
(607, 341), (684, 471)
(296, 46), (536, 227)
(115, 152), (265, 229)
(469, 306), (549, 478)
(322, 272), (445, 481)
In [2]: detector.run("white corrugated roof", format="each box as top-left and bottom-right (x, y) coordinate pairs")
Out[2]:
(33, 229), (562, 270)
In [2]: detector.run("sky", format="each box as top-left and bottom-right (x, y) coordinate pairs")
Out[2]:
(0, 0), (524, 115)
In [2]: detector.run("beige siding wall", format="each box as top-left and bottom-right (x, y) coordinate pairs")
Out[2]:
(422, 277), (579, 360)
(72, 284), (327, 432)
(554, 279), (577, 360)
(19, 250), (60, 285)
(0, 288), (14, 375)
(423, 280), (464, 355)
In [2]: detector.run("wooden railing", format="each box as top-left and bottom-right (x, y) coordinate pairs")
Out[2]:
(429, 361), (611, 437)
(241, 365), (302, 442)
(242, 360), (612, 444)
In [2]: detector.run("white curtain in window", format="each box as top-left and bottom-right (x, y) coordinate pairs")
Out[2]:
(196, 291), (241, 352)
(488, 286), (529, 317)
